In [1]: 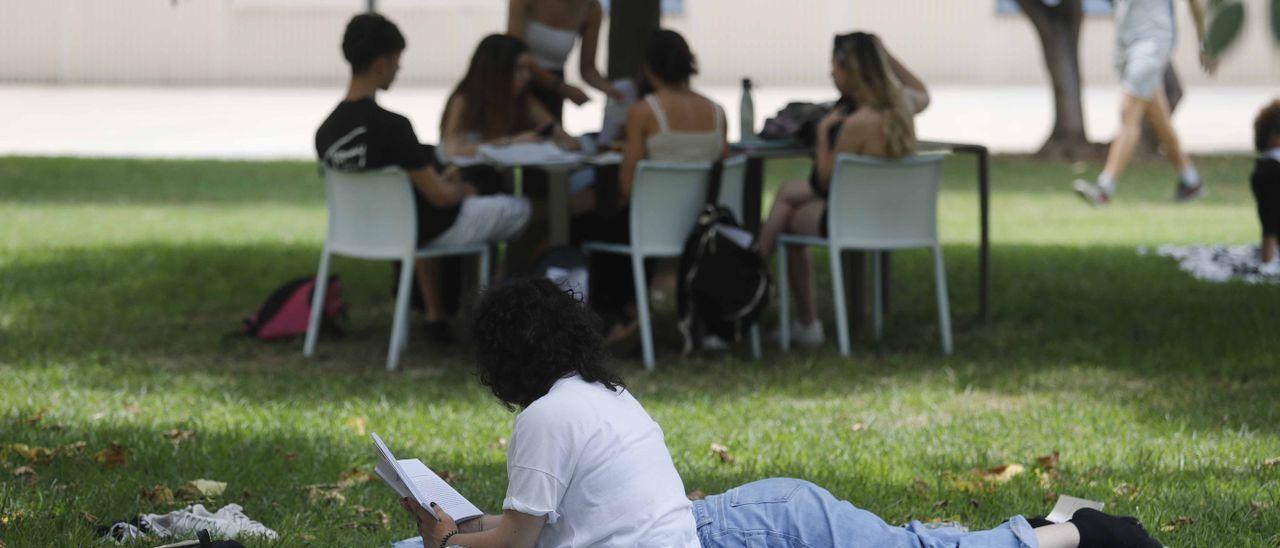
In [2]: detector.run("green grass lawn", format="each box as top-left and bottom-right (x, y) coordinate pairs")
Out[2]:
(1, 154), (1278, 546)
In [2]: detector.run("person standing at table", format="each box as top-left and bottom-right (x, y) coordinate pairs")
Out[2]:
(757, 32), (929, 349)
(507, 0), (623, 121)
(1072, 0), (1214, 205)
(575, 29), (727, 343)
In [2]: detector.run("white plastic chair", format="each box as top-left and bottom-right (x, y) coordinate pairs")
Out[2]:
(777, 153), (952, 356)
(303, 167), (490, 371)
(582, 161), (712, 371)
(715, 155), (763, 360)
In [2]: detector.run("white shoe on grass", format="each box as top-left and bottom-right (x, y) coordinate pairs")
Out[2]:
(771, 320), (825, 349)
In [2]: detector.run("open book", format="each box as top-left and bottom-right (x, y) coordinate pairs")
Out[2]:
(371, 433), (483, 522)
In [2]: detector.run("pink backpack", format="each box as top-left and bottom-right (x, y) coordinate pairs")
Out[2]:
(244, 276), (346, 340)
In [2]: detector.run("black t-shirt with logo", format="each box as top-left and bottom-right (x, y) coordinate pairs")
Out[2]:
(315, 98), (461, 243)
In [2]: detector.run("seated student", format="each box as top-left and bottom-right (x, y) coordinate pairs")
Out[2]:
(315, 14), (531, 342)
(439, 34), (579, 166)
(397, 277), (1164, 548)
(1252, 99), (1280, 264)
(757, 32), (929, 348)
(575, 29), (727, 342)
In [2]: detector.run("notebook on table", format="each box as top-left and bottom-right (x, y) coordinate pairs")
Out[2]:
(371, 432), (483, 523)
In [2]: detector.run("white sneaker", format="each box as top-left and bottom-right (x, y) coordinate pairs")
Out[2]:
(771, 320), (825, 349)
(701, 335), (729, 351)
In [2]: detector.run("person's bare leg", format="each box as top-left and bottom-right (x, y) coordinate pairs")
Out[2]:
(1263, 235), (1279, 263)
(760, 179), (819, 257)
(1033, 523), (1081, 548)
(787, 202), (827, 325)
(1099, 93), (1153, 191)
(1144, 88), (1192, 170)
(413, 258), (445, 323)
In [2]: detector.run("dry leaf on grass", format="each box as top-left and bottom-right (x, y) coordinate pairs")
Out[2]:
(338, 468), (375, 489)
(354, 505), (392, 530)
(437, 470), (463, 484)
(850, 422), (867, 432)
(488, 437), (508, 450)
(11, 466), (36, 478)
(139, 485), (175, 504)
(1159, 515), (1194, 532)
(710, 443), (735, 465)
(687, 490), (705, 500)
(163, 429), (197, 445)
(346, 417), (367, 436)
(1263, 456), (1280, 468)
(92, 443), (128, 468)
(176, 479), (226, 500)
(81, 511), (99, 523)
(7, 443), (55, 464)
(307, 485), (348, 505)
(1250, 500), (1271, 517)
(21, 411), (44, 426)
(57, 441), (87, 456)
(1, 509), (27, 527)
(300, 533), (316, 543)
(974, 463), (1025, 484)
(1113, 482), (1139, 501)
(241, 488), (253, 500)
(274, 447), (299, 463)
(909, 477), (930, 496)
(1036, 451), (1060, 470)
(121, 401), (141, 415)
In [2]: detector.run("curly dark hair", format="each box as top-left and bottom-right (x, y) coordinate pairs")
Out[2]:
(1255, 99), (1280, 152)
(645, 29), (698, 85)
(470, 278), (624, 410)
(342, 13), (405, 74)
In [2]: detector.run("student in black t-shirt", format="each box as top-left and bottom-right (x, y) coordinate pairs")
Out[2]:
(316, 13), (531, 342)
(1252, 99), (1280, 264)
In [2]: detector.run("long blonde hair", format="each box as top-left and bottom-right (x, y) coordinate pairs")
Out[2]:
(833, 32), (915, 159)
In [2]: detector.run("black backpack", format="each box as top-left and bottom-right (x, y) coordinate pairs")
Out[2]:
(676, 205), (772, 353)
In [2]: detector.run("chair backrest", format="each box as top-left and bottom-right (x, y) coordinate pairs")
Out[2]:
(629, 160), (713, 256)
(826, 153), (947, 249)
(716, 155), (748, 224)
(322, 167), (418, 259)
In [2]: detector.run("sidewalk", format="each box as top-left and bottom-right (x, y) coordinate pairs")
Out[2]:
(0, 84), (1270, 160)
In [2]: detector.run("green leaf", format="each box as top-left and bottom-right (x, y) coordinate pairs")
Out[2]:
(1203, 1), (1246, 57)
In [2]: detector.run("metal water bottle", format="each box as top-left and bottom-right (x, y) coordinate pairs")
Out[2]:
(739, 78), (755, 143)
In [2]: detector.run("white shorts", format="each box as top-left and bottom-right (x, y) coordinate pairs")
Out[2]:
(429, 195), (531, 247)
(1115, 39), (1171, 99)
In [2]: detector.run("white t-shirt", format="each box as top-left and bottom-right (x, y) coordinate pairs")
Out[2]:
(502, 375), (699, 548)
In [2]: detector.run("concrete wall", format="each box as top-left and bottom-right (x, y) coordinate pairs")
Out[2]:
(1, 0), (1276, 86)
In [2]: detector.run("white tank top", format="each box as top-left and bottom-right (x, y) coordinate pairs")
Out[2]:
(643, 95), (725, 163)
(524, 19), (577, 70)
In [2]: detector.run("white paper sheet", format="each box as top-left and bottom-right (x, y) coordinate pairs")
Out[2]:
(1045, 494), (1105, 524)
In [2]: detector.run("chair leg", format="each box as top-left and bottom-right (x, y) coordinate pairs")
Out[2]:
(388, 255), (416, 371)
(632, 254), (656, 371)
(777, 243), (791, 352)
(828, 246), (851, 357)
(749, 324), (762, 360)
(872, 251), (883, 342)
(478, 248), (491, 289)
(303, 251), (331, 357)
(933, 246), (953, 355)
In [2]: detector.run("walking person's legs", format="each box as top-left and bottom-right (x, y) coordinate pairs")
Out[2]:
(1074, 93), (1149, 205)
(1143, 88), (1205, 200)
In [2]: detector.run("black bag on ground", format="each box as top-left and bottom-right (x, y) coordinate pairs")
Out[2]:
(676, 205), (772, 352)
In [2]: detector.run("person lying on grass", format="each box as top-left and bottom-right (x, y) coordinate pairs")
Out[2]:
(397, 278), (1163, 548)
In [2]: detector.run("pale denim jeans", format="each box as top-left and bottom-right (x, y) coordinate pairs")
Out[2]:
(692, 478), (1039, 548)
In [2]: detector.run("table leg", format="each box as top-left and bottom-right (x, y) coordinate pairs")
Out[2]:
(744, 156), (765, 235)
(548, 169), (570, 246)
(841, 250), (867, 338)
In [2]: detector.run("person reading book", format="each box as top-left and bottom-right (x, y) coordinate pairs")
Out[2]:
(392, 278), (1163, 548)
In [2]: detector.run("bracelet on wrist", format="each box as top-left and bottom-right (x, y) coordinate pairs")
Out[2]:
(439, 530), (459, 548)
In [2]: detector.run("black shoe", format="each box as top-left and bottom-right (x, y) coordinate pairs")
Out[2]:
(422, 320), (456, 345)
(1175, 180), (1207, 202)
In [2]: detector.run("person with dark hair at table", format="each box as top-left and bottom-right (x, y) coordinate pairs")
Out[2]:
(573, 29), (727, 344)
(1251, 99), (1280, 264)
(316, 14), (530, 343)
(396, 277), (1165, 548)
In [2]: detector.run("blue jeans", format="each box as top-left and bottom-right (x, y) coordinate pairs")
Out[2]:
(692, 478), (1039, 548)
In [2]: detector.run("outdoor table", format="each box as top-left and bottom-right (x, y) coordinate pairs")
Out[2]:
(731, 139), (991, 340)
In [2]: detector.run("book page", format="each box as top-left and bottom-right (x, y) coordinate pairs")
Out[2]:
(1046, 495), (1105, 523)
(398, 459), (483, 522)
(478, 142), (581, 166)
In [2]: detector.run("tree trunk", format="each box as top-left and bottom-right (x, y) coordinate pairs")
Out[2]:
(1015, 0), (1101, 159)
(607, 0), (660, 81)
